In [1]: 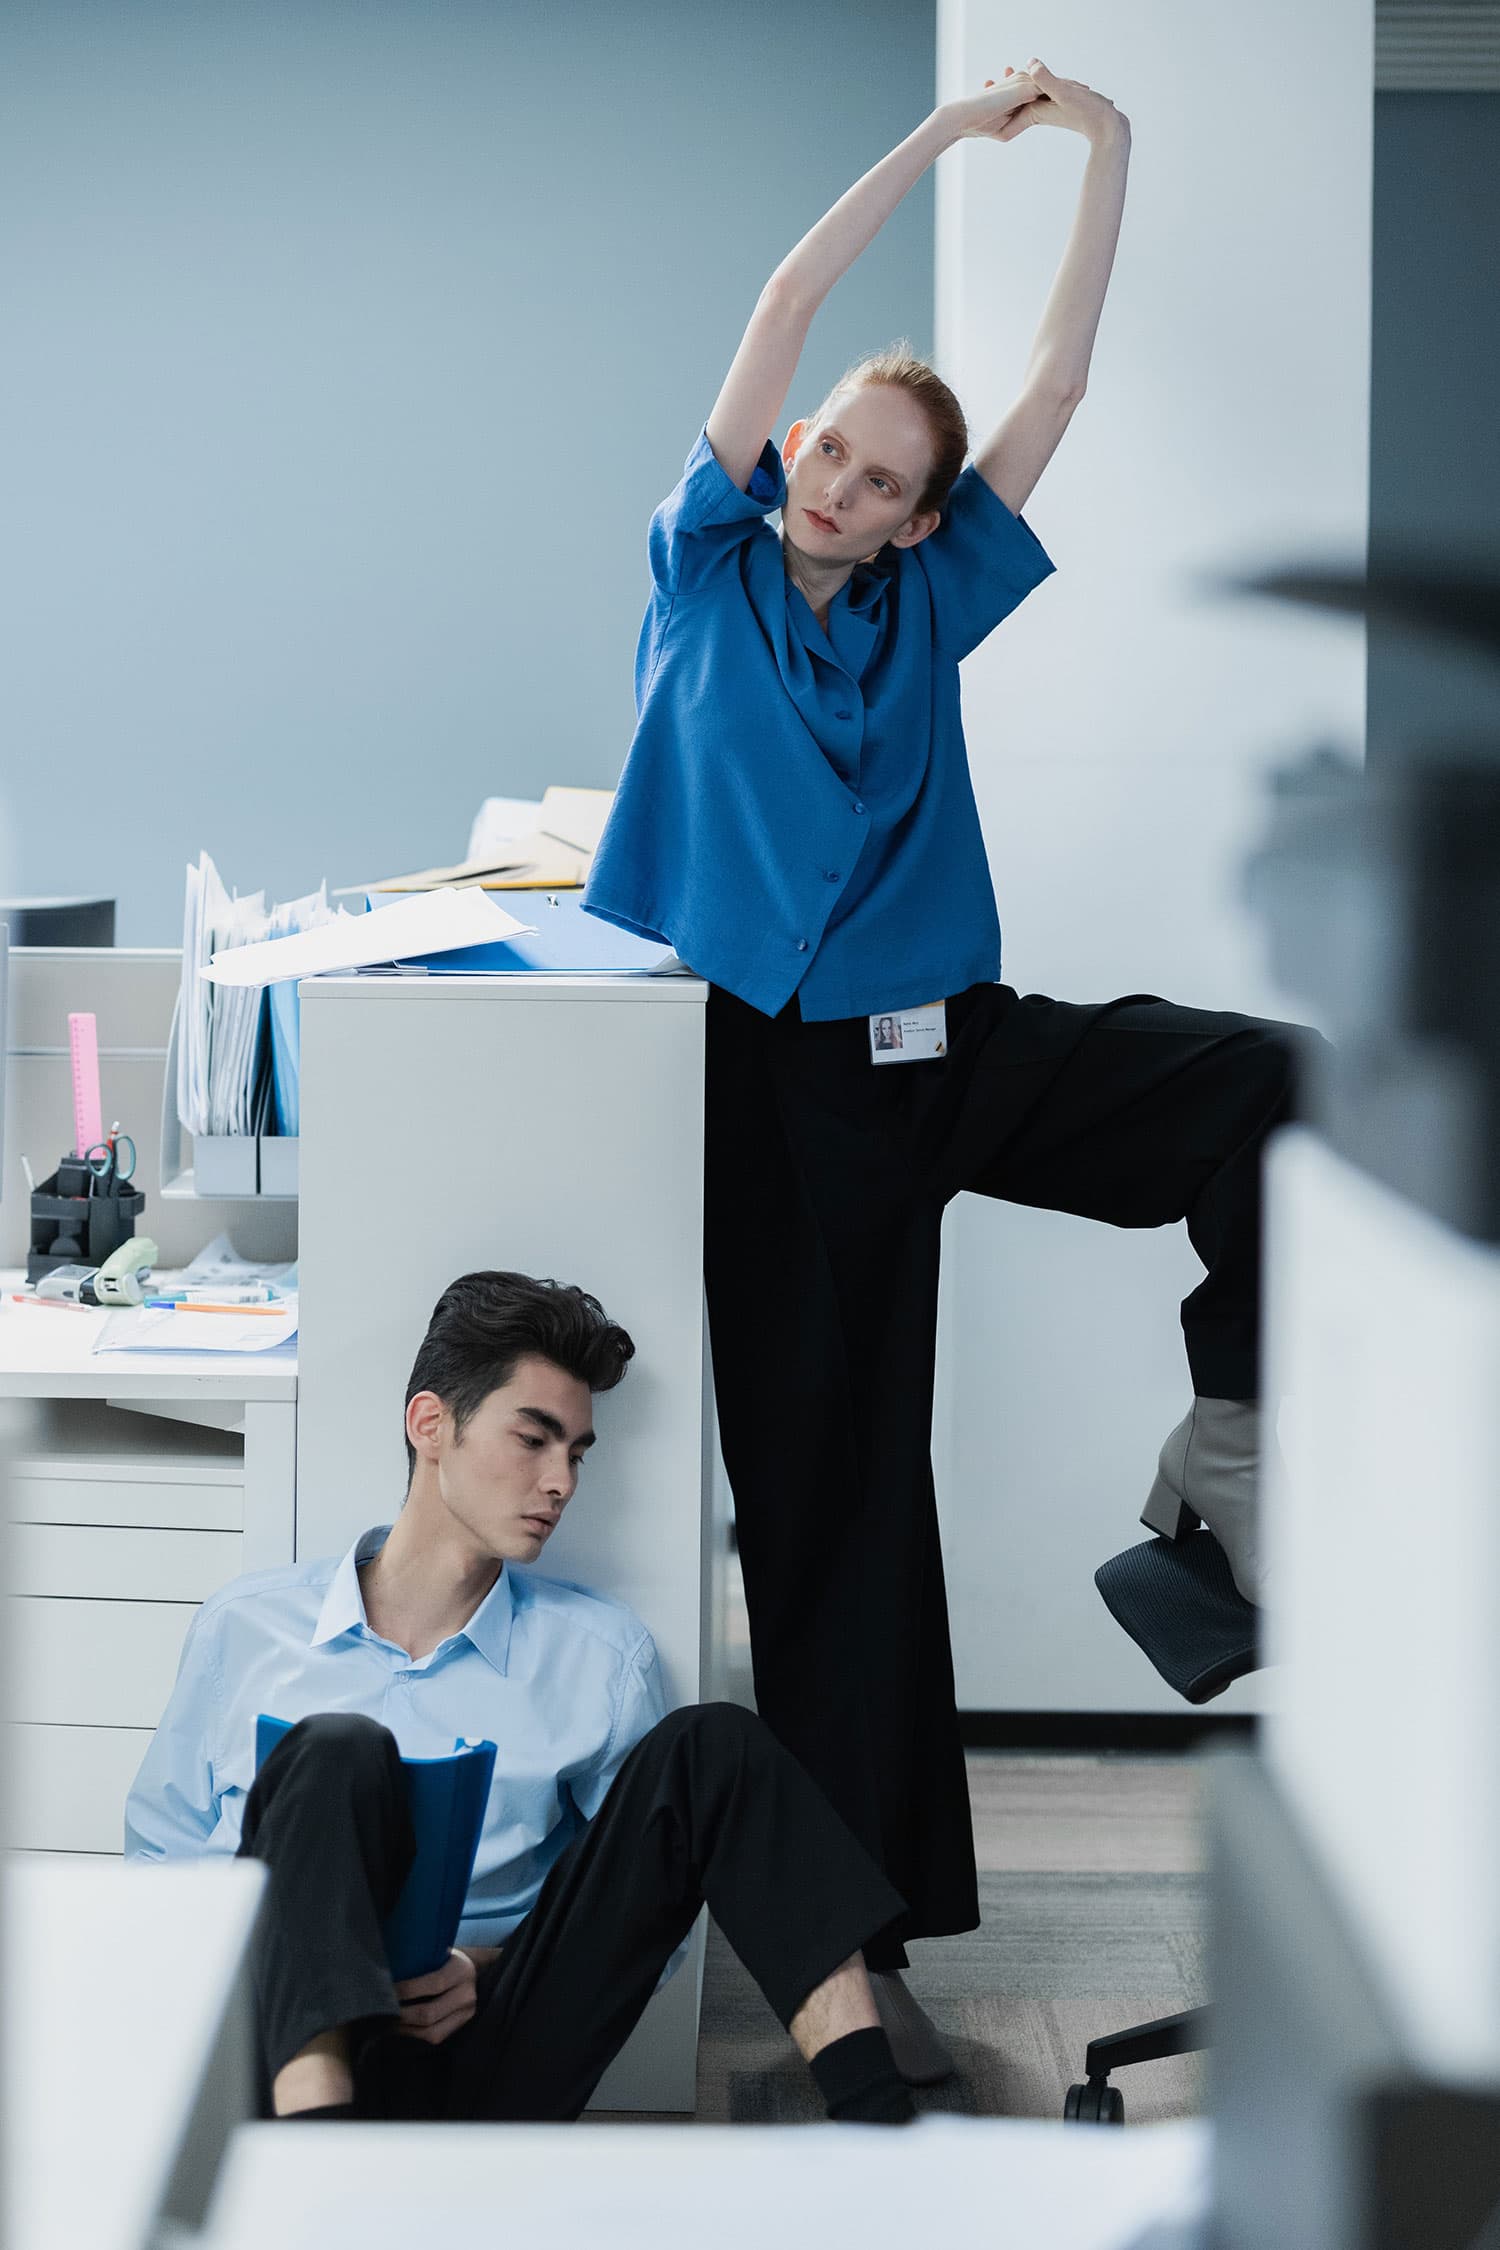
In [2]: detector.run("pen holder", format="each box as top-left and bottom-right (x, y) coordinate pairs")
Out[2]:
(26, 1160), (146, 1286)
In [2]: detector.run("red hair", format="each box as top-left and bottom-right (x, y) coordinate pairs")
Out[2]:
(814, 344), (969, 515)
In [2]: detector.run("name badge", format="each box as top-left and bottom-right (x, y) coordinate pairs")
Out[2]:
(869, 1001), (948, 1065)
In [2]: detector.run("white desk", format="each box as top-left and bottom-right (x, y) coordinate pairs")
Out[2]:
(204, 2115), (1210, 2250)
(3, 1857), (264, 2250)
(1, 1281), (297, 1853)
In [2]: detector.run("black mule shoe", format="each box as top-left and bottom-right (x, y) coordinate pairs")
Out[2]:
(1094, 1529), (1260, 1704)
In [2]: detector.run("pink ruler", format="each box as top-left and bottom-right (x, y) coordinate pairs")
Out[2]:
(68, 1012), (104, 1156)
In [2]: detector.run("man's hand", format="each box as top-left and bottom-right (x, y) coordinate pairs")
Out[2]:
(987, 61), (1129, 147)
(395, 1947), (479, 2045)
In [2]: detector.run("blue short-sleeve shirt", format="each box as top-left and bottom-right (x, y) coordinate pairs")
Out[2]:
(584, 428), (1055, 1020)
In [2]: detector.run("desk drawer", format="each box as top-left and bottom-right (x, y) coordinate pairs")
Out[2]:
(6, 1598), (198, 1729)
(8, 1525), (241, 1603)
(9, 1473), (243, 1532)
(3, 1723), (155, 1853)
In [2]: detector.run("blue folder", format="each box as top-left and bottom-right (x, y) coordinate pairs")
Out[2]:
(255, 1714), (497, 1982)
(267, 977), (300, 1134)
(379, 890), (681, 975)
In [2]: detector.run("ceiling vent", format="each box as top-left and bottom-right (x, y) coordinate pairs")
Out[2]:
(1377, 1), (1500, 88)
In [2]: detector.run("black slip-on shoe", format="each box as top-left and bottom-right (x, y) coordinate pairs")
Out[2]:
(1094, 1529), (1260, 1705)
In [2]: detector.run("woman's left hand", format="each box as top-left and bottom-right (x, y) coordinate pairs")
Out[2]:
(945, 72), (1041, 139)
(985, 60), (1129, 146)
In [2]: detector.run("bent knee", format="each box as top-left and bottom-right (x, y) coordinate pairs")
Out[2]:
(282, 1711), (398, 1771)
(660, 1700), (768, 1756)
(1235, 1018), (1313, 1120)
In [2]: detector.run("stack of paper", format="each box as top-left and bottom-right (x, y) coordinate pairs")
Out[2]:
(203, 887), (535, 988)
(465, 795), (544, 863)
(536, 785), (613, 856)
(355, 785), (616, 896)
(364, 839), (591, 893)
(264, 885), (337, 1134)
(92, 1297), (298, 1355)
(178, 854), (271, 1138)
(178, 858), (342, 1139)
(176, 1232), (298, 1293)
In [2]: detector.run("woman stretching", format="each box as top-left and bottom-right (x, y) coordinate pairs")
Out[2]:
(588, 60), (1301, 2082)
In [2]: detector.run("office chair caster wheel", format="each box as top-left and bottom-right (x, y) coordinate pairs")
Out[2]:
(1064, 2077), (1124, 2124)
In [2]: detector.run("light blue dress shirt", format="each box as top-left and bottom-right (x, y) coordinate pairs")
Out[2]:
(585, 428), (1055, 1021)
(124, 1526), (669, 1953)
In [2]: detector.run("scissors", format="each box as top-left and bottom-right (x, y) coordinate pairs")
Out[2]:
(83, 1122), (137, 1193)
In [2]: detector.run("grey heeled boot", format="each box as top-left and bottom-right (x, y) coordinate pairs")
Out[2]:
(1140, 1397), (1264, 1604)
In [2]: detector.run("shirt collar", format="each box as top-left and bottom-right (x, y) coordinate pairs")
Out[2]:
(310, 1523), (516, 1675)
(846, 555), (893, 615)
(786, 559), (889, 682)
(459, 1564), (516, 1675)
(311, 1524), (388, 1646)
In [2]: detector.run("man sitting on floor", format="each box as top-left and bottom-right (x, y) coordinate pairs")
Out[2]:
(125, 1268), (912, 2125)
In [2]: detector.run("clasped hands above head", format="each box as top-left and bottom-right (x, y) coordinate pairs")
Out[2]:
(949, 58), (1130, 147)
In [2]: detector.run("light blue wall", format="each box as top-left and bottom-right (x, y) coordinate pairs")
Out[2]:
(2, 0), (936, 940)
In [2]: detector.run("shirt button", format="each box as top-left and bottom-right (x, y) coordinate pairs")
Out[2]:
(795, 938), (809, 952)
(852, 801), (866, 815)
(824, 870), (841, 883)
(835, 708), (852, 721)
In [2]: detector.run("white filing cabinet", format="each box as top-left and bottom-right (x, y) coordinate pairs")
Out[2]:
(296, 971), (713, 2112)
(0, 1300), (298, 1856)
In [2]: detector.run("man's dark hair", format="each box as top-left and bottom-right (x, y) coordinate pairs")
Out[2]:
(403, 1270), (635, 1479)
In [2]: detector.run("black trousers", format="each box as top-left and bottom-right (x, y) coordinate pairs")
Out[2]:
(704, 980), (1304, 1964)
(236, 1703), (904, 2120)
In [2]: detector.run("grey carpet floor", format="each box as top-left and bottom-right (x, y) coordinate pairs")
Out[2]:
(624, 1750), (1209, 2126)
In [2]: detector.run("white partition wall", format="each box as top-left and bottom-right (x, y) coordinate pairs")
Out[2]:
(933, 0), (1373, 1710)
(1264, 1133), (1500, 2074)
(296, 973), (709, 2110)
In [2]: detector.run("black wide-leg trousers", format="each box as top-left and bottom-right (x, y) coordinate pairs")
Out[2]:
(237, 1703), (904, 2120)
(704, 980), (1304, 1964)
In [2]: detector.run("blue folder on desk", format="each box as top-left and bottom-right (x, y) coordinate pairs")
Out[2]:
(382, 890), (682, 976)
(255, 1715), (497, 1982)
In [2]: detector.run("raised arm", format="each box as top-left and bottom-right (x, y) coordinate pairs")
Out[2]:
(705, 78), (1041, 494)
(971, 61), (1131, 517)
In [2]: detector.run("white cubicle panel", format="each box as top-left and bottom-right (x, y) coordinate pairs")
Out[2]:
(931, 0), (1372, 1711)
(203, 2115), (1212, 2250)
(1263, 1131), (1500, 2079)
(4, 1858), (264, 2250)
(295, 972), (710, 2111)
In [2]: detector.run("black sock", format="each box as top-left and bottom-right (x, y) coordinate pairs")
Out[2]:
(809, 2027), (915, 2125)
(280, 2101), (358, 2122)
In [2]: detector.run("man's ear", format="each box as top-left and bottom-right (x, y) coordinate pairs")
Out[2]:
(782, 417), (809, 469)
(890, 508), (941, 551)
(406, 1390), (447, 1466)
